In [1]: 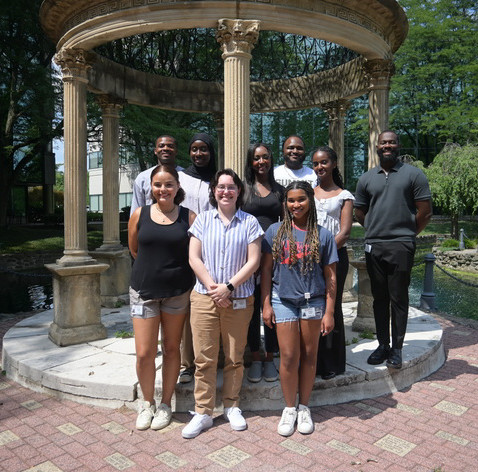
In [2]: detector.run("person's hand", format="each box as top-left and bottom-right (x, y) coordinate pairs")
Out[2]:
(262, 304), (275, 329)
(321, 313), (334, 335)
(207, 283), (231, 305)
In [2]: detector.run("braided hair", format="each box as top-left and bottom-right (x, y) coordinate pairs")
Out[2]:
(272, 181), (321, 274)
(313, 145), (344, 189)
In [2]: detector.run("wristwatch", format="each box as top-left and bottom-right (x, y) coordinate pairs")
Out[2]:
(226, 282), (235, 292)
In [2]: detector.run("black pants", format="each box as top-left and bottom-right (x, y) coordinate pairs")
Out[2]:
(365, 241), (415, 349)
(247, 283), (279, 354)
(316, 246), (348, 375)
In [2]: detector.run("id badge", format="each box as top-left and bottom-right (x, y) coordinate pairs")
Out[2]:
(233, 299), (247, 310)
(301, 307), (316, 318)
(131, 304), (144, 316)
(365, 243), (372, 253)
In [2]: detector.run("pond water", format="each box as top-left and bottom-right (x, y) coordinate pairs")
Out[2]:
(0, 248), (476, 319)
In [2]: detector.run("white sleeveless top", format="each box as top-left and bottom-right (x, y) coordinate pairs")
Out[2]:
(314, 189), (355, 237)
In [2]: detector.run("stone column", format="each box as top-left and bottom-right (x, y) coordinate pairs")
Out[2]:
(47, 48), (108, 346)
(54, 48), (93, 266)
(365, 59), (395, 169)
(217, 19), (260, 178)
(324, 100), (350, 178)
(93, 95), (131, 307)
(213, 112), (225, 170)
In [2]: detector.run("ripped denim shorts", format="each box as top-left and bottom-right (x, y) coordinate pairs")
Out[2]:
(271, 291), (325, 324)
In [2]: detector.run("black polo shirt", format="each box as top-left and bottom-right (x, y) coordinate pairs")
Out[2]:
(354, 161), (431, 243)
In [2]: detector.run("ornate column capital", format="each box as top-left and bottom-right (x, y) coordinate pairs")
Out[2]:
(96, 94), (126, 117)
(216, 19), (261, 58)
(364, 59), (395, 89)
(323, 99), (350, 121)
(54, 48), (93, 81)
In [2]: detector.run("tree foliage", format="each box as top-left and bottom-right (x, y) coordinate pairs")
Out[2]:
(390, 0), (478, 161)
(424, 143), (478, 237)
(0, 0), (61, 226)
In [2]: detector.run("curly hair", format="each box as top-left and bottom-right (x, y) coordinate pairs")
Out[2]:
(312, 145), (344, 189)
(149, 164), (185, 205)
(271, 181), (321, 274)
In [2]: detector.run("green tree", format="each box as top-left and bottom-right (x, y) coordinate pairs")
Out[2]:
(391, 0), (478, 161)
(0, 0), (61, 226)
(424, 143), (478, 238)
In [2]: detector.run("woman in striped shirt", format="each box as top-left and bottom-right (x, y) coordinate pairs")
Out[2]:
(182, 169), (264, 439)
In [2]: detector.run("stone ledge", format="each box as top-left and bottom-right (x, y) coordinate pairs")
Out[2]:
(2, 306), (445, 412)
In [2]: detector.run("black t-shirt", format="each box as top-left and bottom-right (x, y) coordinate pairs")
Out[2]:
(130, 205), (194, 300)
(242, 187), (285, 231)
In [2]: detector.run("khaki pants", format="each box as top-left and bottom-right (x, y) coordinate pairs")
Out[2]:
(190, 290), (254, 415)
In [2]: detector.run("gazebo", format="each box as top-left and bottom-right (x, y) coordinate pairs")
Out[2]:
(40, 0), (408, 346)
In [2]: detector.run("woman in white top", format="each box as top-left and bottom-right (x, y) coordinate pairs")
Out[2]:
(312, 146), (354, 379)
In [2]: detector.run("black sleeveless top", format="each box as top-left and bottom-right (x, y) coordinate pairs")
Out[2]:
(130, 205), (194, 300)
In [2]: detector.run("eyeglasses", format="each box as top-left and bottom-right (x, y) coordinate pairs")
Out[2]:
(216, 185), (238, 193)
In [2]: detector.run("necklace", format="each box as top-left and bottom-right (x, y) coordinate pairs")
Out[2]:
(154, 204), (177, 223)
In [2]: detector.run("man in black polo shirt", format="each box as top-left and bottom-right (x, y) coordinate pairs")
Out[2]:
(354, 131), (432, 369)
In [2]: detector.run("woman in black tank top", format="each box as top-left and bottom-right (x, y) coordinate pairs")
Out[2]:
(128, 164), (196, 431)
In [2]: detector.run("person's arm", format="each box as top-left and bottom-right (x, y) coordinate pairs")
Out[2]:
(127, 207), (141, 259)
(415, 199), (432, 235)
(130, 177), (145, 216)
(188, 235), (216, 291)
(321, 262), (337, 335)
(354, 206), (367, 227)
(208, 237), (263, 304)
(260, 252), (275, 329)
(188, 210), (197, 227)
(335, 199), (353, 249)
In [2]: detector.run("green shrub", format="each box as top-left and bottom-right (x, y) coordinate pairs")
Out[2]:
(440, 238), (459, 249)
(465, 238), (477, 249)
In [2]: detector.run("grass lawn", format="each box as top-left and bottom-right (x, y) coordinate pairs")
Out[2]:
(0, 225), (129, 254)
(1, 218), (476, 254)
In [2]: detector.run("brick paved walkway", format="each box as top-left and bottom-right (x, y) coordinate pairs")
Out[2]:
(1, 311), (477, 472)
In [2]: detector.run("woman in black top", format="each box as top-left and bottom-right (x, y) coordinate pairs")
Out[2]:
(242, 143), (284, 383)
(128, 164), (196, 431)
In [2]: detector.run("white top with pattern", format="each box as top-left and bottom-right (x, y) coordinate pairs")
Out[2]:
(314, 189), (355, 237)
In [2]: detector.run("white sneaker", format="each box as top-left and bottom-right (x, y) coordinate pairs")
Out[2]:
(181, 412), (213, 439)
(297, 404), (314, 434)
(224, 407), (247, 431)
(151, 403), (172, 430)
(277, 407), (297, 437)
(136, 401), (156, 430)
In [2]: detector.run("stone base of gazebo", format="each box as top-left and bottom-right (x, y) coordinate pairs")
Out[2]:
(2, 302), (445, 412)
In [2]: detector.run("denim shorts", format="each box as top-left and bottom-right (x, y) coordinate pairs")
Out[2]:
(271, 291), (325, 324)
(129, 287), (191, 319)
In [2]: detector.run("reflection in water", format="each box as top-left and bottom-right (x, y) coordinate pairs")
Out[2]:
(0, 270), (53, 314)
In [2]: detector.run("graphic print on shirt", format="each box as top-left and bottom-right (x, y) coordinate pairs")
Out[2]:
(281, 239), (309, 265)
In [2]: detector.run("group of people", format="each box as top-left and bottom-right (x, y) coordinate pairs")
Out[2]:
(127, 130), (432, 439)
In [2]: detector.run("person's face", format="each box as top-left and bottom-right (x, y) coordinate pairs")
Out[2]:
(252, 146), (271, 176)
(286, 189), (310, 223)
(190, 140), (211, 168)
(312, 151), (336, 180)
(377, 132), (399, 166)
(151, 171), (179, 205)
(154, 137), (177, 165)
(283, 137), (305, 170)
(214, 174), (239, 209)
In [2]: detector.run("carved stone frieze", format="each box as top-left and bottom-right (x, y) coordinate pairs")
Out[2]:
(364, 58), (395, 81)
(216, 19), (261, 57)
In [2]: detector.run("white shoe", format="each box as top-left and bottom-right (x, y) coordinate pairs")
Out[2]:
(297, 404), (314, 434)
(181, 412), (213, 439)
(136, 401), (155, 430)
(151, 403), (172, 430)
(224, 407), (247, 431)
(277, 407), (297, 437)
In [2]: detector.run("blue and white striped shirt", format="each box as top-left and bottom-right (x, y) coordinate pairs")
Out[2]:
(189, 209), (264, 298)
